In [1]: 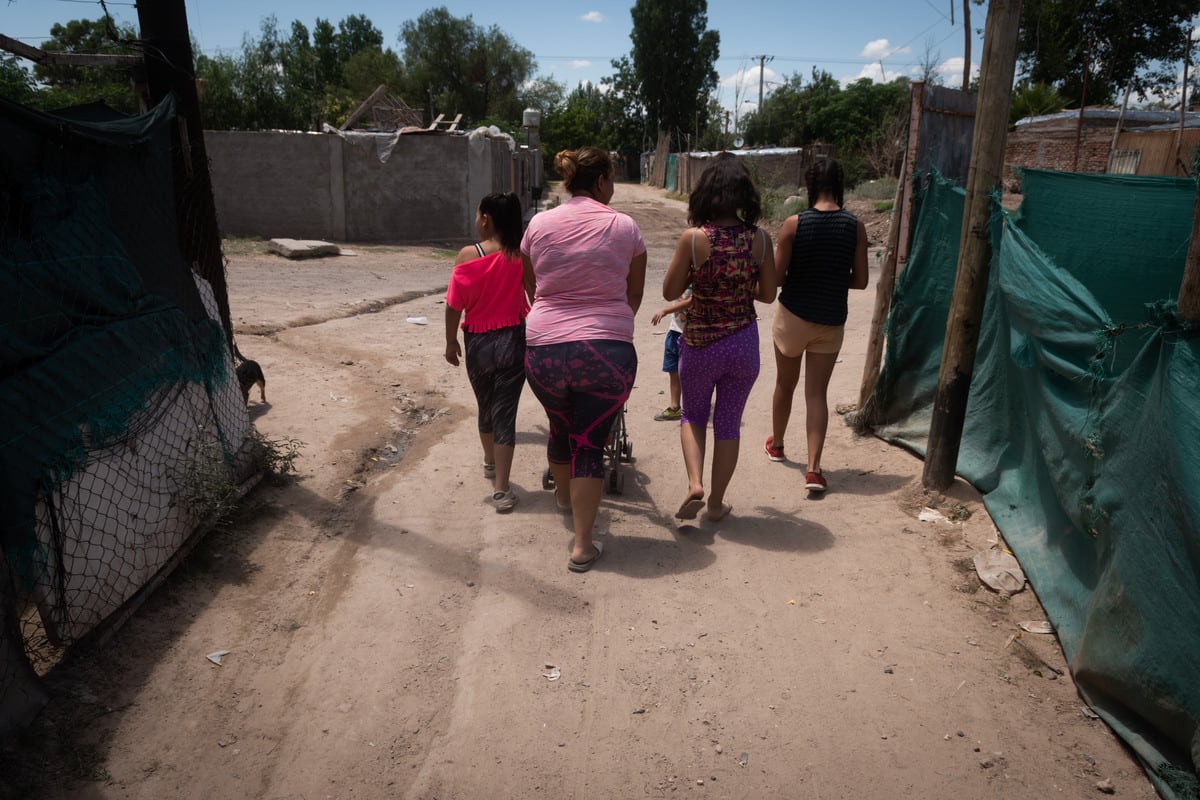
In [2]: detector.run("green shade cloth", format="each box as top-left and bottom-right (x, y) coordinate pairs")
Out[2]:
(867, 168), (1199, 799)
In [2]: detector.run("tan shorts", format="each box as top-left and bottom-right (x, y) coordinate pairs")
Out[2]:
(772, 304), (845, 357)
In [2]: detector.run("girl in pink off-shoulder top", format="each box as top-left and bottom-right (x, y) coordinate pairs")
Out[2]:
(445, 192), (530, 513)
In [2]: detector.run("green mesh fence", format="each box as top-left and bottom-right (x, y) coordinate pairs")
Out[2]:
(1, 94), (253, 734)
(864, 168), (1200, 798)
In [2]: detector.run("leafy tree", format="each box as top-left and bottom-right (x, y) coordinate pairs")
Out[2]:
(0, 55), (36, 104)
(742, 70), (909, 185)
(31, 17), (140, 113)
(398, 7), (536, 128)
(695, 94), (727, 151)
(795, 69), (842, 145)
(518, 76), (566, 127)
(335, 15), (384, 64)
(194, 13), (404, 130)
(311, 19), (341, 87)
(1018, 0), (1200, 105)
(742, 74), (804, 147)
(194, 50), (245, 128)
(601, 56), (652, 152)
(232, 16), (299, 130)
(628, 0), (720, 154)
(1009, 81), (1069, 126)
(542, 83), (609, 153)
(277, 20), (321, 130)
(341, 47), (404, 101)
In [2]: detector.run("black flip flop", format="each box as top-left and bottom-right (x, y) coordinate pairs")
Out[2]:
(568, 541), (604, 573)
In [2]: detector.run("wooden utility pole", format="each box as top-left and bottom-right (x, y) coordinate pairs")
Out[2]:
(1177, 30), (1192, 171)
(135, 0), (235, 352)
(1182, 182), (1200, 320)
(923, 0), (1023, 491)
(962, 0), (972, 91)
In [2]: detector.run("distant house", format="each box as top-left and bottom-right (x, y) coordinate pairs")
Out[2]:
(1006, 108), (1200, 183)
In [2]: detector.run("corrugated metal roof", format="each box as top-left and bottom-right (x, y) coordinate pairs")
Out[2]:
(1015, 108), (1200, 128)
(682, 147), (805, 158)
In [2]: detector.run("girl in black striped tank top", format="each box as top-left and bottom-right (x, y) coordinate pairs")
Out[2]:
(766, 158), (869, 494)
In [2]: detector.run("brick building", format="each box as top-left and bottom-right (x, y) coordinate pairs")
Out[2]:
(1006, 108), (1200, 185)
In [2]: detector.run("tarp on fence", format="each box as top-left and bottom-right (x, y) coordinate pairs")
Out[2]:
(865, 169), (1200, 799)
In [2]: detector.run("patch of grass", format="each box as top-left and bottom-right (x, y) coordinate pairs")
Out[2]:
(354, 244), (419, 254)
(252, 432), (304, 480)
(221, 237), (271, 256)
(849, 176), (898, 202)
(760, 186), (806, 222)
(430, 248), (458, 259)
(945, 503), (973, 522)
(874, 200), (894, 212)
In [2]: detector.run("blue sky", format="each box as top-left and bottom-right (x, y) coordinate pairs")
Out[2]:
(4, 0), (988, 112)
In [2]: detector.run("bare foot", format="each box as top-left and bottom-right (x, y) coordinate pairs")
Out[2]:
(706, 502), (733, 522)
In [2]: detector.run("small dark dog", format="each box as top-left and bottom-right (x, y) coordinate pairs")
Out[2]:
(236, 359), (266, 405)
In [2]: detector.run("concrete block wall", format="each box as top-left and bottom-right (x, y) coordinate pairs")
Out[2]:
(205, 130), (525, 244)
(206, 131), (340, 241)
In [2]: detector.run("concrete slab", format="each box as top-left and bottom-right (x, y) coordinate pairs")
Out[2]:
(267, 238), (342, 259)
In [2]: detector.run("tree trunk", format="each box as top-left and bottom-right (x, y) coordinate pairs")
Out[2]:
(1180, 177), (1200, 320)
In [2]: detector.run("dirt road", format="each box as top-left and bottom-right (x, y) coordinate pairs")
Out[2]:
(21, 182), (1154, 799)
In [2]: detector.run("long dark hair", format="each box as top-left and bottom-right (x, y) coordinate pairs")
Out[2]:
(478, 192), (523, 253)
(688, 152), (761, 226)
(805, 157), (845, 208)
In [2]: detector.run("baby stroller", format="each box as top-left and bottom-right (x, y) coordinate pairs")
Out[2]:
(541, 404), (634, 495)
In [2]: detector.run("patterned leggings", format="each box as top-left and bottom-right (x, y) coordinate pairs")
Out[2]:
(464, 324), (526, 447)
(525, 339), (637, 479)
(678, 323), (760, 440)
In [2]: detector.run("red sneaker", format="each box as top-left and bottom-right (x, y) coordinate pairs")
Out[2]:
(805, 471), (827, 492)
(764, 436), (785, 462)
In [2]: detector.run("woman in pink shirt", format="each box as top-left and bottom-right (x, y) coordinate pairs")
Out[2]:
(445, 192), (529, 512)
(521, 147), (647, 573)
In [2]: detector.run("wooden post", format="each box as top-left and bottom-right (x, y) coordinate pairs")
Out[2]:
(1181, 178), (1200, 320)
(341, 84), (390, 131)
(923, 0), (1023, 491)
(1177, 29), (1192, 173)
(857, 82), (926, 416)
(135, 0), (235, 353)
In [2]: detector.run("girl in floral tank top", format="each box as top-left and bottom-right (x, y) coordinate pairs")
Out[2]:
(663, 153), (777, 524)
(683, 223), (762, 349)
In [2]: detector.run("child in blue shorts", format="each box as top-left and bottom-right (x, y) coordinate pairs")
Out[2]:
(650, 289), (692, 420)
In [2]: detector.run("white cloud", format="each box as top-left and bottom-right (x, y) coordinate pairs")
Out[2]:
(934, 57), (979, 85)
(719, 64), (781, 105)
(571, 59), (592, 70)
(860, 38), (911, 61)
(849, 63), (904, 85)
(581, 11), (603, 23)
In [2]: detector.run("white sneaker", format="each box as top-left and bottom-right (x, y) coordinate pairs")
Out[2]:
(491, 490), (518, 513)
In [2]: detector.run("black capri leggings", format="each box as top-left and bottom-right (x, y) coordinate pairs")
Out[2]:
(464, 323), (526, 447)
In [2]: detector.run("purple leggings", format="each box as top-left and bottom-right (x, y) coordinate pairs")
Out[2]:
(678, 323), (760, 440)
